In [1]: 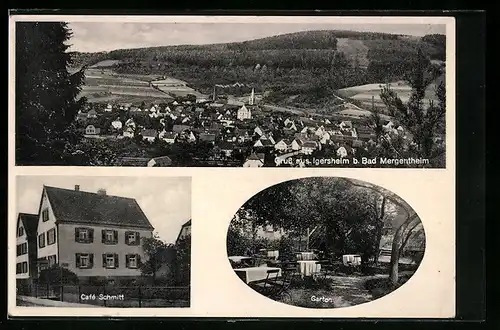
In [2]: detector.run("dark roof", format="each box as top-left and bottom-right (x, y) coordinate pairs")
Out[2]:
(18, 213), (38, 239)
(181, 219), (191, 228)
(247, 152), (265, 161)
(44, 186), (154, 230)
(114, 157), (149, 166)
(149, 156), (173, 167)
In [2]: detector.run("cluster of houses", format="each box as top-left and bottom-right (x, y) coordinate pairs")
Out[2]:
(75, 91), (409, 167)
(15, 185), (191, 286)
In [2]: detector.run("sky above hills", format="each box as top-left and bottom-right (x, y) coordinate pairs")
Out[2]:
(67, 22), (446, 53)
(16, 176), (191, 244)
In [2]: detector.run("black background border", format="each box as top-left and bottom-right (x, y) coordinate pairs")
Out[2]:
(4, 9), (486, 328)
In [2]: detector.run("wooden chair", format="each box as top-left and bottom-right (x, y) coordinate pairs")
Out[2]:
(250, 269), (292, 302)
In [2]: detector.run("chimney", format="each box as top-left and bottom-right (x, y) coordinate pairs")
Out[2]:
(74, 185), (80, 191)
(97, 188), (107, 196)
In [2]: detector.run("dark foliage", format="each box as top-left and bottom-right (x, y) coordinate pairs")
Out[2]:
(16, 22), (86, 165)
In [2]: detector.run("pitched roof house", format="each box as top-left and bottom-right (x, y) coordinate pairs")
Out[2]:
(175, 219), (191, 245)
(16, 213), (39, 284)
(29, 185), (154, 282)
(243, 152), (265, 168)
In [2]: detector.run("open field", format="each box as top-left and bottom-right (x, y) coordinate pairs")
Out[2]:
(338, 81), (440, 109)
(79, 69), (173, 104)
(151, 78), (207, 98)
(90, 60), (122, 68)
(336, 38), (370, 68)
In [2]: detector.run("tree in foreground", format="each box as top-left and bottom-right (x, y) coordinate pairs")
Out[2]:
(139, 234), (176, 284)
(16, 22), (86, 165)
(378, 48), (446, 166)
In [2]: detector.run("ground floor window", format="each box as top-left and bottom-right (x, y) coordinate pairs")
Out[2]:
(103, 253), (119, 269)
(76, 253), (94, 269)
(126, 254), (141, 269)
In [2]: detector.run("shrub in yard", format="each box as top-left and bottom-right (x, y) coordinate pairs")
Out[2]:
(38, 265), (79, 285)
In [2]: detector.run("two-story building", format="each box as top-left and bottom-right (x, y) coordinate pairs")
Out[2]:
(16, 213), (39, 287)
(33, 185), (155, 283)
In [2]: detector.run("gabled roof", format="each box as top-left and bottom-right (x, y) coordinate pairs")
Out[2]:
(17, 213), (38, 239)
(141, 129), (158, 137)
(44, 186), (154, 230)
(247, 152), (265, 162)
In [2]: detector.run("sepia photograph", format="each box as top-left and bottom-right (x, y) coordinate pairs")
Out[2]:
(226, 176), (425, 308)
(12, 17), (448, 168)
(14, 175), (191, 308)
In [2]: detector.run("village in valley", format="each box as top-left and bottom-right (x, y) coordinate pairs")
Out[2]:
(75, 80), (425, 168)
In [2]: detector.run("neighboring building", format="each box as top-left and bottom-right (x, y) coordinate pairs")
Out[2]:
(243, 153), (265, 168)
(141, 129), (158, 142)
(147, 156), (173, 167)
(34, 185), (154, 283)
(111, 119), (123, 130)
(274, 139), (290, 152)
(237, 105), (252, 121)
(301, 141), (319, 155)
(86, 109), (97, 119)
(159, 131), (177, 144)
(85, 125), (101, 135)
(16, 213), (39, 286)
(175, 219), (191, 245)
(123, 127), (135, 138)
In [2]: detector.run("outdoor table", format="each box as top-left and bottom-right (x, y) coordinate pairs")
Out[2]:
(342, 254), (362, 266)
(228, 256), (253, 263)
(234, 266), (282, 284)
(297, 260), (321, 276)
(296, 252), (315, 261)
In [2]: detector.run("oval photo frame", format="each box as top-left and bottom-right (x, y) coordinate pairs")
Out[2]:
(226, 176), (426, 309)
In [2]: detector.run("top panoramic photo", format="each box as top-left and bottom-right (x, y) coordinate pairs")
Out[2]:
(12, 16), (451, 168)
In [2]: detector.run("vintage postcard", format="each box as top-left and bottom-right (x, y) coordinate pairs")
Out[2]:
(8, 14), (456, 318)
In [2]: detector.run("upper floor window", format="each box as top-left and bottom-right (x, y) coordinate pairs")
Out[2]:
(42, 208), (49, 222)
(125, 231), (141, 245)
(17, 226), (24, 237)
(75, 227), (94, 243)
(76, 253), (94, 269)
(16, 243), (27, 256)
(47, 228), (56, 245)
(38, 233), (46, 248)
(102, 229), (118, 245)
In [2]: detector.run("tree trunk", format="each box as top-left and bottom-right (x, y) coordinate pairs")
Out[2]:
(389, 213), (419, 286)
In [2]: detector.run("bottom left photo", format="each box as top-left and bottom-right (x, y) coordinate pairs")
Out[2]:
(13, 175), (191, 308)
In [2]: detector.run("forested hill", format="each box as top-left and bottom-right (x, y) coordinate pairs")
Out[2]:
(70, 30), (446, 108)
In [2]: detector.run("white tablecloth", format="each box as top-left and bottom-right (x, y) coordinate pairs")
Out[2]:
(342, 254), (362, 266)
(267, 250), (279, 260)
(228, 256), (252, 263)
(296, 252), (315, 261)
(297, 260), (321, 276)
(234, 266), (282, 284)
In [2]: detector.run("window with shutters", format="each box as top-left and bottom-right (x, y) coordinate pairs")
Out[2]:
(102, 229), (118, 244)
(103, 253), (119, 269)
(75, 227), (94, 243)
(76, 253), (93, 269)
(22, 262), (28, 273)
(16, 263), (22, 274)
(48, 255), (57, 267)
(38, 233), (46, 248)
(42, 208), (49, 222)
(47, 228), (56, 245)
(125, 231), (140, 245)
(126, 254), (140, 269)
